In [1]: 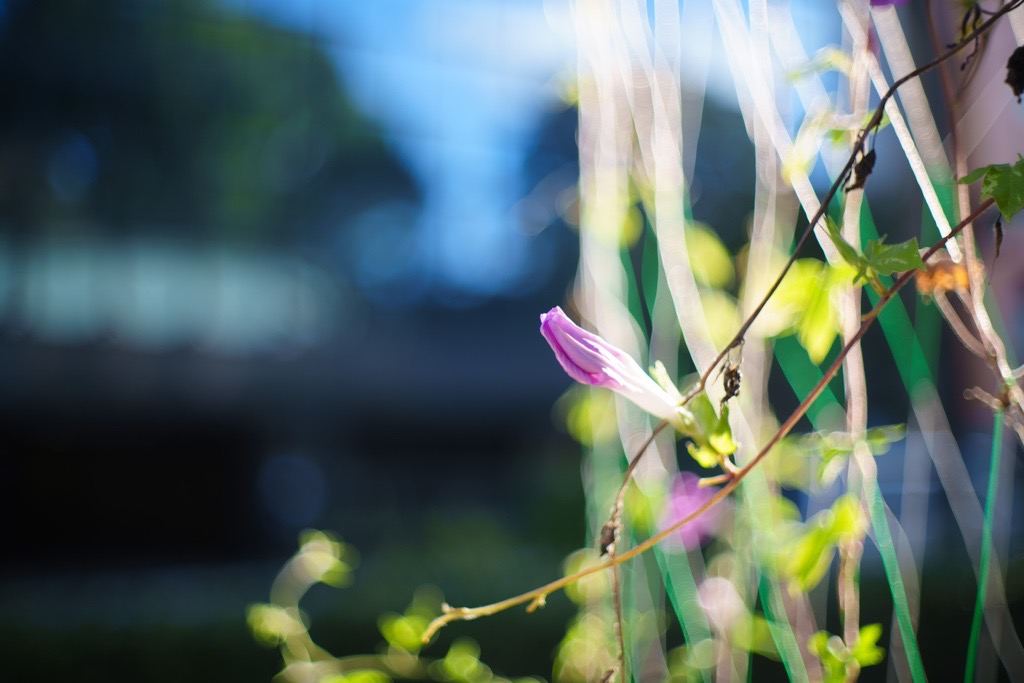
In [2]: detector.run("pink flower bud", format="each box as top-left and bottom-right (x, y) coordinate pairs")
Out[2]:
(539, 307), (680, 421)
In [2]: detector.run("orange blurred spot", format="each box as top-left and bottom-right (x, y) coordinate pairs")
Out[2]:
(916, 257), (971, 296)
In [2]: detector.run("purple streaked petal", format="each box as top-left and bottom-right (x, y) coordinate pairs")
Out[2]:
(539, 307), (679, 420)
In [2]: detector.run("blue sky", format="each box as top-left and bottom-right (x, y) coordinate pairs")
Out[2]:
(230, 0), (835, 302)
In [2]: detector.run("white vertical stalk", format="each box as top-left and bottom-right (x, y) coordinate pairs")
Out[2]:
(843, 5), (961, 262)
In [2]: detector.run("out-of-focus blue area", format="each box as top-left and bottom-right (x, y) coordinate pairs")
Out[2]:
(232, 0), (578, 302)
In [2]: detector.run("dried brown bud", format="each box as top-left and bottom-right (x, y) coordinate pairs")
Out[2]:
(1007, 46), (1024, 103)
(598, 521), (617, 556)
(845, 149), (876, 192)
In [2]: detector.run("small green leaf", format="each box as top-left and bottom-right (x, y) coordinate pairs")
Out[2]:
(684, 394), (737, 468)
(853, 624), (886, 667)
(828, 494), (865, 541)
(808, 631), (857, 683)
(797, 277), (839, 364)
(864, 424), (906, 454)
(246, 604), (306, 645)
(755, 258), (822, 337)
(803, 425), (906, 486)
(825, 216), (868, 276)
(807, 631), (830, 658)
(959, 157), (1024, 220)
(434, 638), (491, 683)
(686, 222), (735, 288)
(864, 236), (926, 274)
(733, 614), (780, 660)
(700, 289), (741, 349)
(708, 403), (738, 454)
(785, 523), (836, 592)
(686, 442), (720, 469)
(379, 613), (428, 654)
(958, 166), (989, 185)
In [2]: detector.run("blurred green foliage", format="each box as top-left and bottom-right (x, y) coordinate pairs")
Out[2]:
(249, 531), (549, 683)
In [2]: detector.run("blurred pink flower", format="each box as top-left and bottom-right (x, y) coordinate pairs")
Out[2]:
(539, 306), (680, 421)
(660, 472), (723, 551)
(870, 0), (908, 6)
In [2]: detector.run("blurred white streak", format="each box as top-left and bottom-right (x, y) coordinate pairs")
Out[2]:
(856, 7), (962, 262)
(712, 0), (841, 265)
(952, 67), (1017, 161)
(1010, 4), (1024, 43)
(869, 6), (949, 174)
(574, 3), (673, 678)
(676, 0), (712, 181)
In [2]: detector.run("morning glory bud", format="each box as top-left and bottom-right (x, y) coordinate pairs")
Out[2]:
(539, 306), (681, 422)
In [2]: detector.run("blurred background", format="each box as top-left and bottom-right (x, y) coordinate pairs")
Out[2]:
(0, 0), (1022, 681)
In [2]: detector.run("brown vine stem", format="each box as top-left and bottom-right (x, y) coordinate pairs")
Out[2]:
(602, 420), (668, 683)
(679, 0), (1022, 409)
(420, 199), (998, 645)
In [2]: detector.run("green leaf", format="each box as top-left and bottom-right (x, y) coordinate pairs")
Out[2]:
(808, 631), (848, 683)
(733, 614), (780, 660)
(435, 638), (491, 683)
(825, 216), (868, 276)
(863, 236), (926, 274)
(958, 166), (989, 185)
(797, 277), (839, 364)
(864, 424), (906, 454)
(686, 222), (735, 288)
(828, 494), (865, 541)
(785, 523), (835, 592)
(379, 613), (428, 654)
(708, 403), (738, 455)
(803, 424), (906, 487)
(959, 157), (1024, 220)
(700, 289), (741, 349)
(756, 258), (822, 337)
(852, 624), (886, 667)
(684, 394), (737, 468)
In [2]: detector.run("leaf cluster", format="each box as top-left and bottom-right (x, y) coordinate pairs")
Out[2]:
(825, 217), (925, 295)
(802, 425), (906, 487)
(782, 494), (865, 593)
(808, 624), (886, 683)
(958, 156), (1024, 221)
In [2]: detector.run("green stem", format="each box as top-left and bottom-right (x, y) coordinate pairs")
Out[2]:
(757, 574), (807, 682)
(867, 479), (926, 682)
(965, 409), (1005, 682)
(655, 546), (712, 683)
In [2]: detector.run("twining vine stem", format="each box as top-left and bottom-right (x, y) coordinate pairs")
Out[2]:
(602, 420), (668, 683)
(421, 198), (996, 644)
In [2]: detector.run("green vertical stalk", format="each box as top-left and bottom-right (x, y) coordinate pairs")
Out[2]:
(757, 572), (807, 682)
(867, 479), (926, 682)
(654, 546), (712, 683)
(964, 409), (1006, 682)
